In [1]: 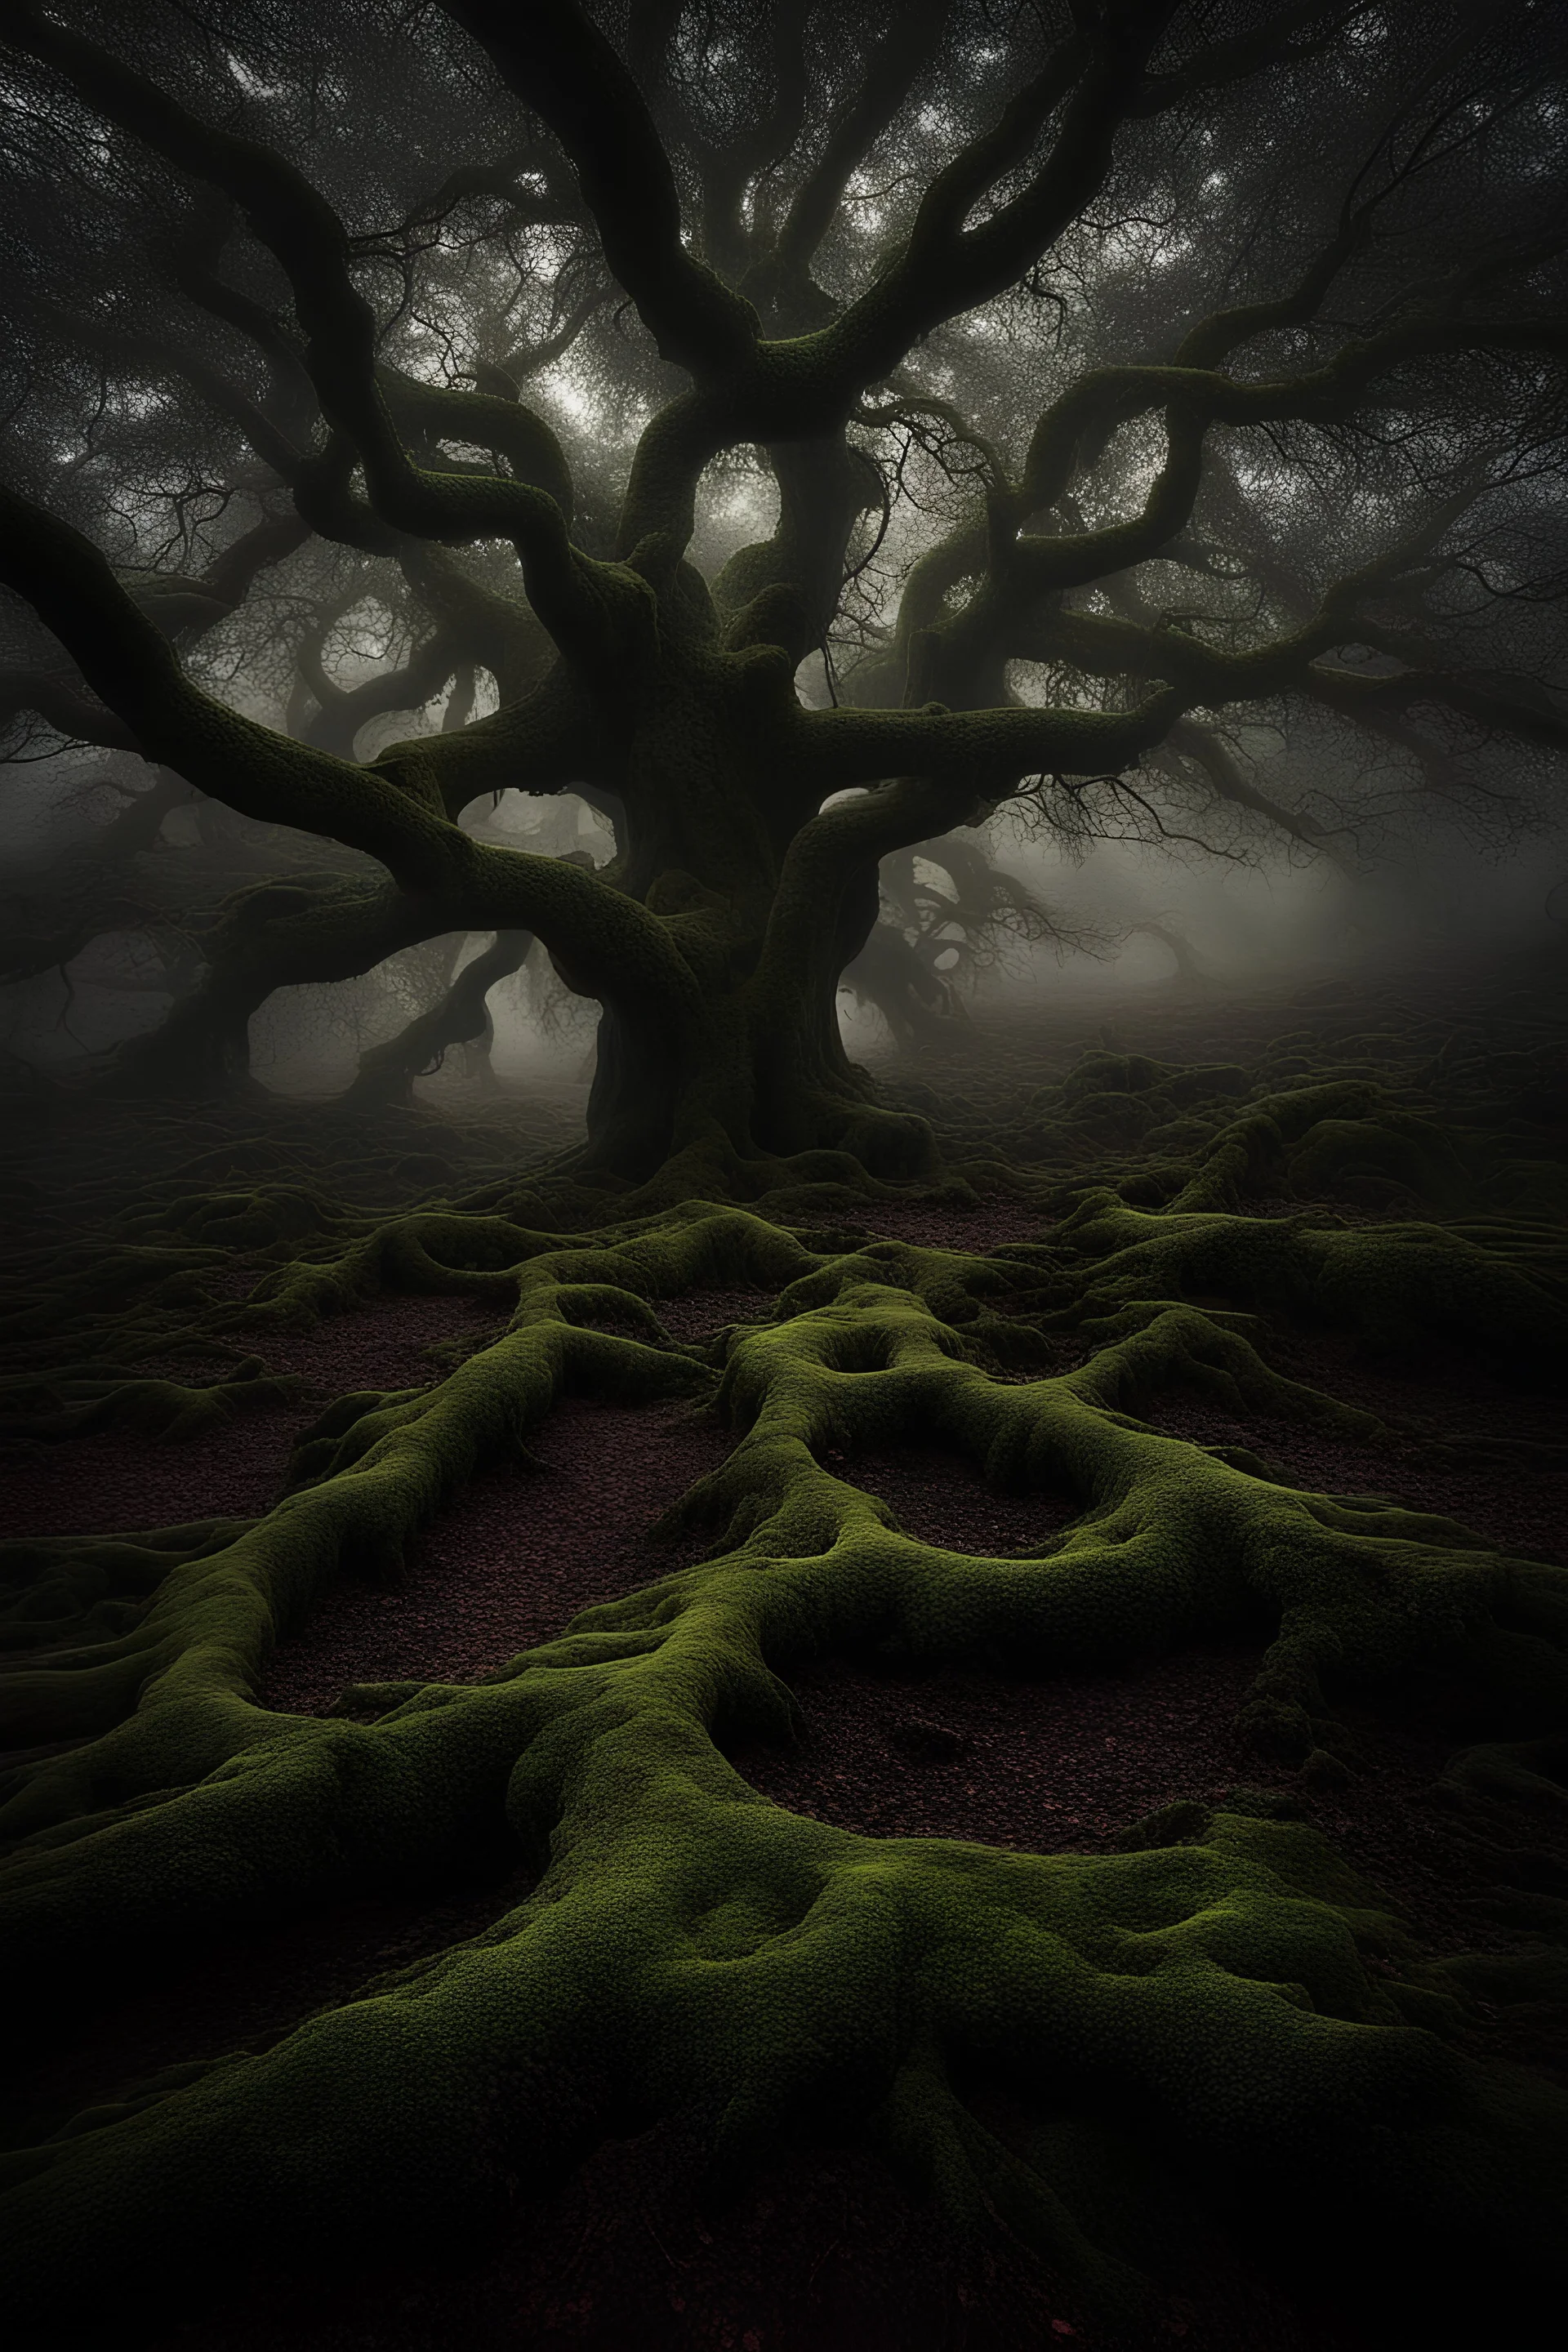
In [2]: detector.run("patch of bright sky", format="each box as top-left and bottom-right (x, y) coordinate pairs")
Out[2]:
(1096, 213), (1190, 277)
(842, 170), (885, 238)
(688, 454), (777, 581)
(226, 53), (287, 102)
(535, 363), (604, 430)
(1227, 453), (1317, 519)
(1525, 95), (1562, 172)
(102, 384), (167, 425)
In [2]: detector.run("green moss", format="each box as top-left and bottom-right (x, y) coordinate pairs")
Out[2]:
(1, 1055), (1565, 2335)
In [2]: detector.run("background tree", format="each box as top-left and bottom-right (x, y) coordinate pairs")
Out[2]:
(1, 0), (1564, 1177)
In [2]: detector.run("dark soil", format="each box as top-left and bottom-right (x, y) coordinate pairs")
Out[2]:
(1144, 1380), (1567, 1569)
(0, 1294), (497, 1535)
(855, 1196), (1046, 1250)
(141, 2111), (1380, 2352)
(261, 1395), (732, 1709)
(7, 1856), (537, 2156)
(658, 1285), (778, 1341)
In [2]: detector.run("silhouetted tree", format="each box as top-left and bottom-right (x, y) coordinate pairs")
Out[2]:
(2, 0), (1565, 1175)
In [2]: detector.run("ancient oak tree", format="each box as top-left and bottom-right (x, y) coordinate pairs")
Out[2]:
(2, 0), (1565, 1161)
(2, 7), (1568, 2345)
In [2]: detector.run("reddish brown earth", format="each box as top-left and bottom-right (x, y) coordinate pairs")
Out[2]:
(1150, 1389), (1567, 1570)
(855, 1196), (1045, 1250)
(0, 1293), (495, 1535)
(261, 1394), (731, 1710)
(658, 1286), (777, 1341)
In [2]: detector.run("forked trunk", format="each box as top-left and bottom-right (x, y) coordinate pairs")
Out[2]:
(578, 788), (933, 1181)
(583, 964), (937, 1182)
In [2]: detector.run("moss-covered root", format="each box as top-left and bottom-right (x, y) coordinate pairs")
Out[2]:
(0, 1775), (1561, 2341)
(0, 1201), (816, 1764)
(0, 1205), (811, 1969)
(6, 1254), (1565, 1999)
(683, 1283), (1568, 1761)
(1021, 1187), (1566, 1368)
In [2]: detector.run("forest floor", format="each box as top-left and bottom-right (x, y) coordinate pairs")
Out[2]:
(2, 943), (1566, 2351)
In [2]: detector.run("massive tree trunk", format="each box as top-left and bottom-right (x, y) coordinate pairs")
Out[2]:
(572, 701), (929, 1178)
(582, 918), (931, 1182)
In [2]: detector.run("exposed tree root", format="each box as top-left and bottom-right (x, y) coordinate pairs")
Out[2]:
(2, 1028), (1566, 2344)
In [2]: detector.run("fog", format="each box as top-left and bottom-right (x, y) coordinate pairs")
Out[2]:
(7, 742), (1560, 1104)
(844, 820), (1565, 1058)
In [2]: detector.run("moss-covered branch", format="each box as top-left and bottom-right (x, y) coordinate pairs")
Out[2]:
(0, 483), (702, 1017)
(7, 6), (621, 670)
(795, 684), (1186, 797)
(445, 0), (759, 376)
